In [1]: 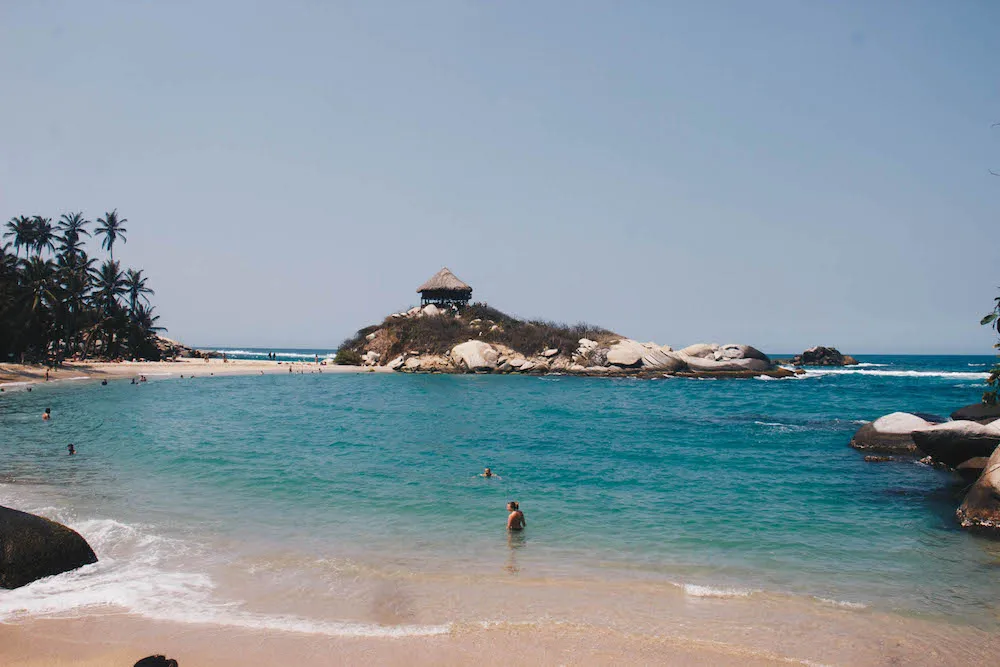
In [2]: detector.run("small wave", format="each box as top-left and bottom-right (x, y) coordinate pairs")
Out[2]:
(0, 510), (448, 638)
(968, 363), (987, 367)
(853, 362), (887, 368)
(804, 369), (988, 380)
(678, 583), (756, 598)
(814, 597), (867, 610)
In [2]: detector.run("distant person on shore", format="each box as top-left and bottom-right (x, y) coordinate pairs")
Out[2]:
(68, 444), (75, 455)
(42, 407), (51, 421)
(45, 369), (50, 381)
(314, 354), (319, 364)
(222, 352), (228, 363)
(506, 501), (525, 532)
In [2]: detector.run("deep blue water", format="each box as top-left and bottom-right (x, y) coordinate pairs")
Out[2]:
(1, 354), (998, 629)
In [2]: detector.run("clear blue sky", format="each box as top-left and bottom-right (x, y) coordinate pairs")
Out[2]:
(1, 1), (997, 353)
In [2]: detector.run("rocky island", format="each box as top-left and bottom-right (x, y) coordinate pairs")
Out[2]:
(334, 268), (794, 379)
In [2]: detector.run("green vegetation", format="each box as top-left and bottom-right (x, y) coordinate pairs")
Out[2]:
(338, 302), (612, 363)
(982, 290), (1000, 404)
(1, 211), (165, 363)
(332, 348), (362, 365)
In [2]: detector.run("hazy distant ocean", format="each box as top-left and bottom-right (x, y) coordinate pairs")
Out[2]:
(2, 354), (999, 639)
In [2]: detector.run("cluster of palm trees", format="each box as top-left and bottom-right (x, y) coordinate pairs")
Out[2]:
(1, 210), (165, 363)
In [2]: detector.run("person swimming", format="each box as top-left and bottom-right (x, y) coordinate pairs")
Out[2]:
(42, 407), (51, 421)
(506, 501), (525, 532)
(481, 467), (494, 478)
(67, 444), (75, 455)
(101, 379), (108, 385)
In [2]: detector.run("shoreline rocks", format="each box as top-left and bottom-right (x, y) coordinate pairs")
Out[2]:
(783, 346), (858, 367)
(849, 412), (936, 455)
(0, 506), (98, 589)
(910, 420), (1000, 469)
(950, 403), (1000, 425)
(956, 445), (1000, 532)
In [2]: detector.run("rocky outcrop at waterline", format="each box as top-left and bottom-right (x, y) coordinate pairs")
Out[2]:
(0, 505), (97, 589)
(956, 445), (1000, 532)
(335, 303), (793, 379)
(848, 412), (937, 455)
(848, 408), (1000, 536)
(950, 402), (1000, 424)
(781, 346), (858, 367)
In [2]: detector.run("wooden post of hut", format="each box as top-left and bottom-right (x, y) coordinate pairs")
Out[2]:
(417, 267), (473, 308)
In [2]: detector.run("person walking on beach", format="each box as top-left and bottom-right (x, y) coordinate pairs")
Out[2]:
(42, 407), (51, 421)
(506, 501), (525, 531)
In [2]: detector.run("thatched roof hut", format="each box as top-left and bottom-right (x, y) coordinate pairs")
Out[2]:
(417, 267), (472, 306)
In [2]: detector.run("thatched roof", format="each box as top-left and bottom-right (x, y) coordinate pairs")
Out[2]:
(417, 267), (472, 293)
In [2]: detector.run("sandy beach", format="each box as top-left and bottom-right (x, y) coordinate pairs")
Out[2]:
(0, 358), (389, 388)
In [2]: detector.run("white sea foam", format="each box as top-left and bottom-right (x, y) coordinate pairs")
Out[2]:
(803, 369), (988, 380)
(814, 597), (867, 610)
(678, 583), (756, 598)
(0, 508), (448, 638)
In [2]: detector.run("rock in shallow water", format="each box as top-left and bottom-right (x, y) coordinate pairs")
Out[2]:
(956, 445), (1000, 533)
(950, 403), (1000, 425)
(911, 421), (1000, 469)
(0, 505), (98, 589)
(849, 412), (936, 455)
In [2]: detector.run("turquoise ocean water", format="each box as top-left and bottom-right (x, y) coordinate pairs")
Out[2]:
(1, 354), (998, 637)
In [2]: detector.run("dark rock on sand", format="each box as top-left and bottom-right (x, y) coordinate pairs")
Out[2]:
(911, 421), (1000, 469)
(849, 412), (935, 455)
(955, 457), (990, 485)
(950, 403), (1000, 425)
(0, 505), (98, 589)
(956, 446), (1000, 533)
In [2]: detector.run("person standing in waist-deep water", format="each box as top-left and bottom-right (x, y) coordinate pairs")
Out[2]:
(506, 501), (525, 531)
(67, 444), (75, 455)
(42, 407), (51, 421)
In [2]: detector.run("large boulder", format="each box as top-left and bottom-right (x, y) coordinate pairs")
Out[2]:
(911, 421), (1000, 468)
(791, 346), (857, 366)
(716, 344), (770, 363)
(956, 445), (1000, 532)
(421, 304), (442, 317)
(640, 346), (686, 372)
(679, 343), (719, 359)
(951, 403), (1000, 425)
(0, 506), (98, 589)
(849, 412), (935, 455)
(680, 355), (770, 373)
(956, 457), (990, 485)
(606, 339), (646, 367)
(450, 341), (498, 371)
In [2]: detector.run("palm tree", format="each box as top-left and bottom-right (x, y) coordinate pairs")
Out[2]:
(57, 212), (90, 256)
(95, 209), (127, 260)
(92, 259), (127, 313)
(4, 216), (36, 258)
(124, 268), (154, 316)
(17, 256), (58, 359)
(31, 216), (56, 258)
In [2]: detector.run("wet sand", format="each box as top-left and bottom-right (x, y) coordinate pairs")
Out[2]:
(0, 358), (389, 387)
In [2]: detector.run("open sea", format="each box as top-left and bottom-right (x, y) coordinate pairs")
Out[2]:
(1, 354), (999, 655)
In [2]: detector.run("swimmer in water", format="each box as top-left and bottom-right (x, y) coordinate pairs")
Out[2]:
(67, 444), (75, 455)
(42, 407), (51, 421)
(481, 467), (495, 478)
(506, 501), (525, 532)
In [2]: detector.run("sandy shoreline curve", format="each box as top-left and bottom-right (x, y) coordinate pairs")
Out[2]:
(0, 358), (389, 387)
